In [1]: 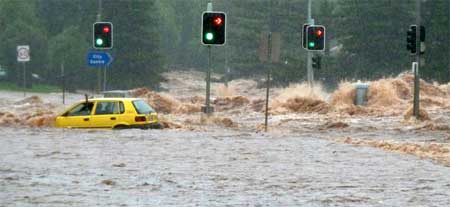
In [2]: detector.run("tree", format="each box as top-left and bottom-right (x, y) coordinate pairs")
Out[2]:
(103, 0), (165, 89)
(0, 0), (47, 86)
(334, 0), (414, 80)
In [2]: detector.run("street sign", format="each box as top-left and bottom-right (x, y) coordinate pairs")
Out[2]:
(87, 51), (113, 67)
(17, 45), (30, 62)
(258, 32), (281, 63)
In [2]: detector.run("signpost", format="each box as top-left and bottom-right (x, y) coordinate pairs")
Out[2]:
(87, 51), (113, 92)
(17, 45), (30, 97)
(87, 51), (113, 67)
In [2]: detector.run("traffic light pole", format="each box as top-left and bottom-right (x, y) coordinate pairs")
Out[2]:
(307, 0), (314, 87)
(413, 0), (421, 118)
(205, 46), (212, 114)
(103, 67), (107, 91)
(96, 0), (102, 94)
(264, 32), (272, 132)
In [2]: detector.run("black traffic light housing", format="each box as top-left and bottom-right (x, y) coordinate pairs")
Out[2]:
(312, 55), (321, 69)
(419, 25), (425, 55)
(93, 22), (113, 49)
(202, 12), (226, 45)
(302, 24), (309, 49)
(306, 25), (325, 51)
(406, 25), (417, 54)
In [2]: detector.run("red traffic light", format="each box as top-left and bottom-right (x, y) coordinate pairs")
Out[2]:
(213, 17), (223, 26)
(103, 26), (110, 33)
(315, 29), (323, 36)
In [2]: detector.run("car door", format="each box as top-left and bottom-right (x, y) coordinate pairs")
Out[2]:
(89, 101), (124, 128)
(56, 102), (94, 128)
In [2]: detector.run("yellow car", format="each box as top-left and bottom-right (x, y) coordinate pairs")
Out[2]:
(55, 98), (160, 129)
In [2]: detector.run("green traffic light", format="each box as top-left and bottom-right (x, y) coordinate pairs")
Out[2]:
(205, 32), (214, 41)
(96, 38), (104, 46)
(308, 42), (315, 48)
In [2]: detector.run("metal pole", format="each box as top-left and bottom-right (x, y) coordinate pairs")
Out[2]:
(264, 32), (272, 132)
(307, 0), (314, 87)
(205, 46), (212, 114)
(96, 0), (102, 94)
(413, 0), (421, 118)
(103, 67), (107, 91)
(23, 63), (26, 97)
(225, 46), (229, 87)
(61, 62), (65, 104)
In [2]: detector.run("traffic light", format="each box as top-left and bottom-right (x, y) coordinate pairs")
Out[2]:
(312, 55), (321, 69)
(202, 12), (226, 45)
(419, 25), (425, 55)
(306, 25), (325, 51)
(406, 25), (416, 54)
(302, 24), (309, 49)
(93, 22), (113, 49)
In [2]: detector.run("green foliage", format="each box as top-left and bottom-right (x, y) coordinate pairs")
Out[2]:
(0, 81), (60, 93)
(0, 0), (448, 93)
(0, 0), (46, 85)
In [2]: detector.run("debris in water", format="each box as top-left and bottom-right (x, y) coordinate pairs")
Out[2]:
(101, 179), (116, 186)
(112, 163), (126, 167)
(320, 121), (349, 129)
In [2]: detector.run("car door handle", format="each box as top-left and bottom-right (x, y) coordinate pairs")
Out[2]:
(83, 118), (90, 121)
(110, 117), (116, 120)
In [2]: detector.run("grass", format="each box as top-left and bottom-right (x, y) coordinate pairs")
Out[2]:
(0, 81), (60, 93)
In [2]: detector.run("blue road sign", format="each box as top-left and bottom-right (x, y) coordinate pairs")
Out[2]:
(87, 52), (113, 67)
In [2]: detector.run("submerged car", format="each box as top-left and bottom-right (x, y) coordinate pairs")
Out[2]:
(55, 98), (160, 129)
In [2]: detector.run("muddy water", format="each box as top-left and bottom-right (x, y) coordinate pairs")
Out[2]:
(1, 127), (450, 206)
(1, 71), (450, 206)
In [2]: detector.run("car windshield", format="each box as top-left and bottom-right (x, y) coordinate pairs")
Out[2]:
(65, 102), (94, 116)
(132, 100), (155, 114)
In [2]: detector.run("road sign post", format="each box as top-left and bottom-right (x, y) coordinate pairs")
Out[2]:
(87, 51), (112, 92)
(17, 45), (30, 97)
(87, 52), (113, 67)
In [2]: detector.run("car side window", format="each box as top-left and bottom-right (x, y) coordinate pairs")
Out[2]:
(66, 102), (94, 116)
(119, 102), (125, 114)
(95, 102), (123, 115)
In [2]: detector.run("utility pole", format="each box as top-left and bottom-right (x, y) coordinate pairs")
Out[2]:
(96, 0), (103, 94)
(413, 0), (421, 118)
(306, 0), (314, 87)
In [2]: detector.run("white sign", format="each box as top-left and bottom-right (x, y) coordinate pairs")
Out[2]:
(17, 45), (30, 62)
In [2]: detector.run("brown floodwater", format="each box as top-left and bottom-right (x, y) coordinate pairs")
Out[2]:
(1, 71), (450, 206)
(1, 127), (450, 206)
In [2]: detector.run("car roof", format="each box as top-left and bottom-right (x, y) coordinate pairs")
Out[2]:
(82, 97), (143, 102)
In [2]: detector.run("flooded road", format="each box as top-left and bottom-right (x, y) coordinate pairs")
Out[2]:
(1, 127), (450, 206)
(1, 71), (450, 206)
